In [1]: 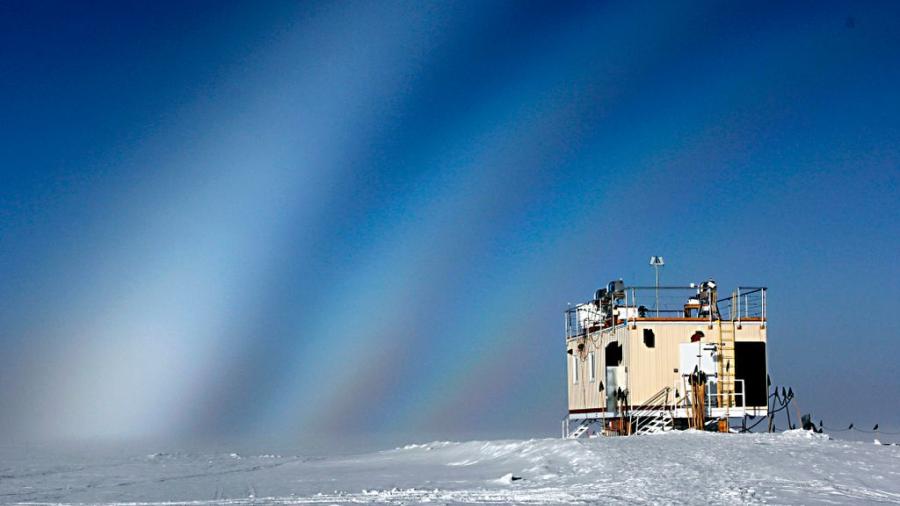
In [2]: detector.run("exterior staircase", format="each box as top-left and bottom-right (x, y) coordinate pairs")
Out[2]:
(568, 420), (593, 439)
(633, 411), (674, 435)
(630, 387), (674, 435)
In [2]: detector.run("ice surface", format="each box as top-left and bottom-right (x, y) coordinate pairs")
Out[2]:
(2, 431), (899, 505)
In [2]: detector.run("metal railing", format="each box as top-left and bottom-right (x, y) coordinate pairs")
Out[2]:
(629, 387), (673, 433)
(676, 378), (746, 412)
(565, 303), (604, 338)
(563, 285), (767, 339)
(717, 287), (767, 323)
(630, 386), (671, 414)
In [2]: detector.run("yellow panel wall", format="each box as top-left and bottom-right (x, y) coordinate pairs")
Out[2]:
(567, 339), (602, 411)
(625, 321), (767, 406)
(567, 321), (767, 412)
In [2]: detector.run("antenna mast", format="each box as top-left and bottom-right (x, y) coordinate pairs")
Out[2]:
(650, 256), (665, 317)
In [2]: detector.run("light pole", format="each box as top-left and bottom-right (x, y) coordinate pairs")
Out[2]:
(650, 256), (665, 317)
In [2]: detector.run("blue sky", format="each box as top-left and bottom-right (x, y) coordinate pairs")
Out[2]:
(0, 1), (898, 445)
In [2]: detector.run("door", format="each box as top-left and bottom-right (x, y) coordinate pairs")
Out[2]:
(606, 365), (625, 413)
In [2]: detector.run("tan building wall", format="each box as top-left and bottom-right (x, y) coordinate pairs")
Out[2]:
(567, 337), (603, 412)
(566, 325), (621, 412)
(567, 320), (767, 413)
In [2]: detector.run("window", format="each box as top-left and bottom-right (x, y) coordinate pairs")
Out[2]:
(588, 352), (596, 382)
(643, 329), (655, 348)
(572, 355), (579, 384)
(605, 341), (623, 365)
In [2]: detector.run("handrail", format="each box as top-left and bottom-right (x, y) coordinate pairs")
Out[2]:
(564, 285), (767, 338)
(676, 378), (746, 412)
(629, 387), (671, 417)
(629, 386), (672, 434)
(715, 287), (765, 305)
(716, 287), (767, 323)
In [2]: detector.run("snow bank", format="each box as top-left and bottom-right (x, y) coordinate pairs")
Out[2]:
(2, 431), (899, 504)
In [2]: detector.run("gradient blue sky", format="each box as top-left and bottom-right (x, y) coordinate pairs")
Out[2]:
(1, 1), (898, 445)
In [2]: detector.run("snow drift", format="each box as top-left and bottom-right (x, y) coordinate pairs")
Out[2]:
(2, 430), (899, 504)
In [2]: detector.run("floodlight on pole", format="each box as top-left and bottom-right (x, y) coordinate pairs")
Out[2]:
(650, 256), (665, 317)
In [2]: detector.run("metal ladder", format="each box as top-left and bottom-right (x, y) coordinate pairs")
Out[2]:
(717, 319), (736, 413)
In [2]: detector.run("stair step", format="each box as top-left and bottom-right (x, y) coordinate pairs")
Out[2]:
(568, 421), (592, 439)
(633, 410), (674, 435)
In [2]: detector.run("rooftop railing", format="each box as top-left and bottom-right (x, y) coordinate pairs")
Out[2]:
(564, 285), (767, 338)
(716, 287), (767, 323)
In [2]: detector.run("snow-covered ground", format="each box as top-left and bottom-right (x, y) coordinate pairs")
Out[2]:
(2, 431), (899, 505)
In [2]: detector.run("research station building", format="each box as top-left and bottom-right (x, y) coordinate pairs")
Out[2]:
(563, 279), (768, 437)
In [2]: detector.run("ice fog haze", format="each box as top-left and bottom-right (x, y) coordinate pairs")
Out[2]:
(0, 1), (898, 446)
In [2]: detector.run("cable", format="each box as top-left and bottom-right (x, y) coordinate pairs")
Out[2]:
(742, 414), (768, 432)
(740, 396), (793, 433)
(738, 386), (805, 433)
(821, 425), (900, 435)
